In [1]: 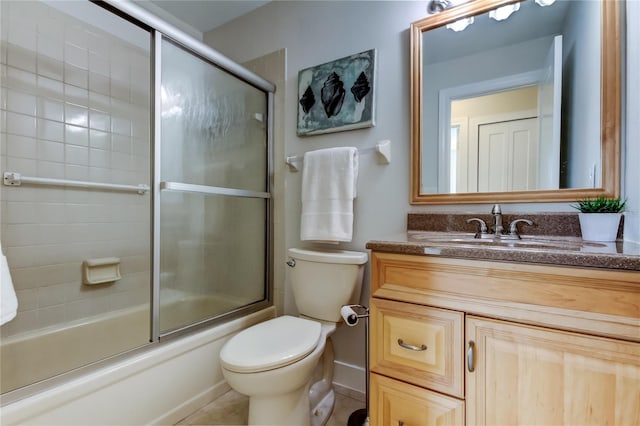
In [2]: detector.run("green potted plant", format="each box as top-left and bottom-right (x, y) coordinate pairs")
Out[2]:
(572, 196), (626, 241)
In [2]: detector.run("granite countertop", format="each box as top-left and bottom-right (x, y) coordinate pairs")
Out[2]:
(366, 232), (640, 271)
(366, 212), (640, 271)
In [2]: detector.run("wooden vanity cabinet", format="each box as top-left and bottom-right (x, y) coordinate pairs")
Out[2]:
(467, 315), (640, 425)
(370, 373), (464, 426)
(369, 251), (640, 426)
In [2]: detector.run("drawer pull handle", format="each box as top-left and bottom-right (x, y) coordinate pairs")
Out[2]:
(397, 338), (427, 351)
(467, 341), (475, 372)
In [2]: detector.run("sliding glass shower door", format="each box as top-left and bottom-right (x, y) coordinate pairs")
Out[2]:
(1, 0), (273, 398)
(157, 39), (270, 334)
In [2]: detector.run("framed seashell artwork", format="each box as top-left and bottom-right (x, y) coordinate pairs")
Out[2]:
(297, 49), (376, 136)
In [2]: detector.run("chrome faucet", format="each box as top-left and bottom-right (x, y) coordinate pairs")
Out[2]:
(466, 217), (490, 239)
(506, 218), (534, 239)
(467, 204), (534, 240)
(491, 204), (504, 236)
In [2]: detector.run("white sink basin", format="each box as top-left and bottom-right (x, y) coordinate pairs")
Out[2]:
(407, 232), (608, 251)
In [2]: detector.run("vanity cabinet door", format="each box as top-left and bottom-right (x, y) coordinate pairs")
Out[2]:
(370, 373), (464, 426)
(466, 316), (640, 426)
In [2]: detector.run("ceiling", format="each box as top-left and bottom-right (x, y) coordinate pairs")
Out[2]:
(145, 0), (270, 33)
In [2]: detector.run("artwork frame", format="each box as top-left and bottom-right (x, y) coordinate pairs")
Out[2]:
(297, 49), (377, 136)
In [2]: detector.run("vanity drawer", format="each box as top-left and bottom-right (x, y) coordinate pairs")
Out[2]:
(370, 298), (464, 398)
(370, 373), (464, 426)
(370, 252), (640, 342)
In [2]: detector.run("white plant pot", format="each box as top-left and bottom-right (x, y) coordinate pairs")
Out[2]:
(578, 213), (622, 242)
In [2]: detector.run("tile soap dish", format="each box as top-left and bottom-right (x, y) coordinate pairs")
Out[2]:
(83, 257), (121, 285)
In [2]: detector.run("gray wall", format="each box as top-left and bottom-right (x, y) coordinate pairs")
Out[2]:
(563, 0), (601, 188)
(625, 1), (640, 243)
(204, 0), (640, 391)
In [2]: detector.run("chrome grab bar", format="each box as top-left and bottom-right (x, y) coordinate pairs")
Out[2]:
(3, 172), (149, 195)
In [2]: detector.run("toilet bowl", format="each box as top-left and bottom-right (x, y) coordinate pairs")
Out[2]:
(221, 316), (336, 425)
(219, 248), (368, 426)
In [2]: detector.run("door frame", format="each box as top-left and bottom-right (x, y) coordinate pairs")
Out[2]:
(437, 70), (543, 192)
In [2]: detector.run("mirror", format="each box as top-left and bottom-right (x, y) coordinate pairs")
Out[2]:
(410, 0), (621, 204)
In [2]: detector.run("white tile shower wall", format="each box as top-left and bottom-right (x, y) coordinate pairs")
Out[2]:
(0, 1), (151, 338)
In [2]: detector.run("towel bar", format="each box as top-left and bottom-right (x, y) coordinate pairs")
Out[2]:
(285, 140), (391, 172)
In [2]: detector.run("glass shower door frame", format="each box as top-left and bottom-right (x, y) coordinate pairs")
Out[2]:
(151, 31), (275, 341)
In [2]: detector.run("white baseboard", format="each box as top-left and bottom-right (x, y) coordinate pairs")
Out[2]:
(332, 360), (366, 397)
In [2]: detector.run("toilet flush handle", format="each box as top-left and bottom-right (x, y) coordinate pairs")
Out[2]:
(286, 259), (296, 267)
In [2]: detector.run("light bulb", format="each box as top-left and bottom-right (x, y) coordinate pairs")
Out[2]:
(489, 3), (520, 21)
(446, 17), (474, 32)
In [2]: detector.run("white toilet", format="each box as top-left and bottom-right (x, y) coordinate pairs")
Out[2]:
(220, 247), (368, 426)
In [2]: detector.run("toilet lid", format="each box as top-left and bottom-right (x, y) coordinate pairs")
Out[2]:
(220, 315), (322, 373)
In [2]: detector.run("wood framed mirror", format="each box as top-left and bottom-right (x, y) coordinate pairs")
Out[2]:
(410, 0), (621, 204)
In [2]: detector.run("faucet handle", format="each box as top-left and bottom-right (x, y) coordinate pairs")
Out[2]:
(507, 218), (533, 238)
(466, 218), (488, 238)
(491, 204), (502, 214)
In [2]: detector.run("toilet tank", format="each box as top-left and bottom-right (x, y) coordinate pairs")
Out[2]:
(287, 248), (368, 323)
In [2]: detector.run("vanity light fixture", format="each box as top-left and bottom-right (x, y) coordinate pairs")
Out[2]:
(427, 0), (471, 14)
(426, 0), (476, 32)
(489, 3), (520, 21)
(427, 0), (452, 13)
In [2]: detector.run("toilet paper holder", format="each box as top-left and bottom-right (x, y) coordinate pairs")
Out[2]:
(342, 304), (370, 426)
(340, 304), (368, 326)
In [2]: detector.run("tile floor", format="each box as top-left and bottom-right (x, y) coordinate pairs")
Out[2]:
(175, 388), (365, 426)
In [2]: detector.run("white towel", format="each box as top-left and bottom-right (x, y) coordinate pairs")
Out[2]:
(1, 242), (17, 326)
(301, 147), (359, 243)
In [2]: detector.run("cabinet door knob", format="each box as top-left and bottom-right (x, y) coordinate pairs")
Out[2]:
(397, 338), (427, 351)
(467, 341), (475, 372)
(398, 421), (404, 426)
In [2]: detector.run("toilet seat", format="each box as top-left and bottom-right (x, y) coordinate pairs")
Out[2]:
(220, 315), (322, 373)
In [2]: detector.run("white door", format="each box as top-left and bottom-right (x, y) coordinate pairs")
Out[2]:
(478, 118), (539, 192)
(451, 117), (469, 193)
(537, 35), (563, 189)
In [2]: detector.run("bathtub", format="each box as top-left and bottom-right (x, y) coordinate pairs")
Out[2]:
(0, 305), (275, 425)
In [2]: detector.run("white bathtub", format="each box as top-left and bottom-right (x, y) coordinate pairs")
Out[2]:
(1, 294), (254, 393)
(0, 306), (275, 425)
